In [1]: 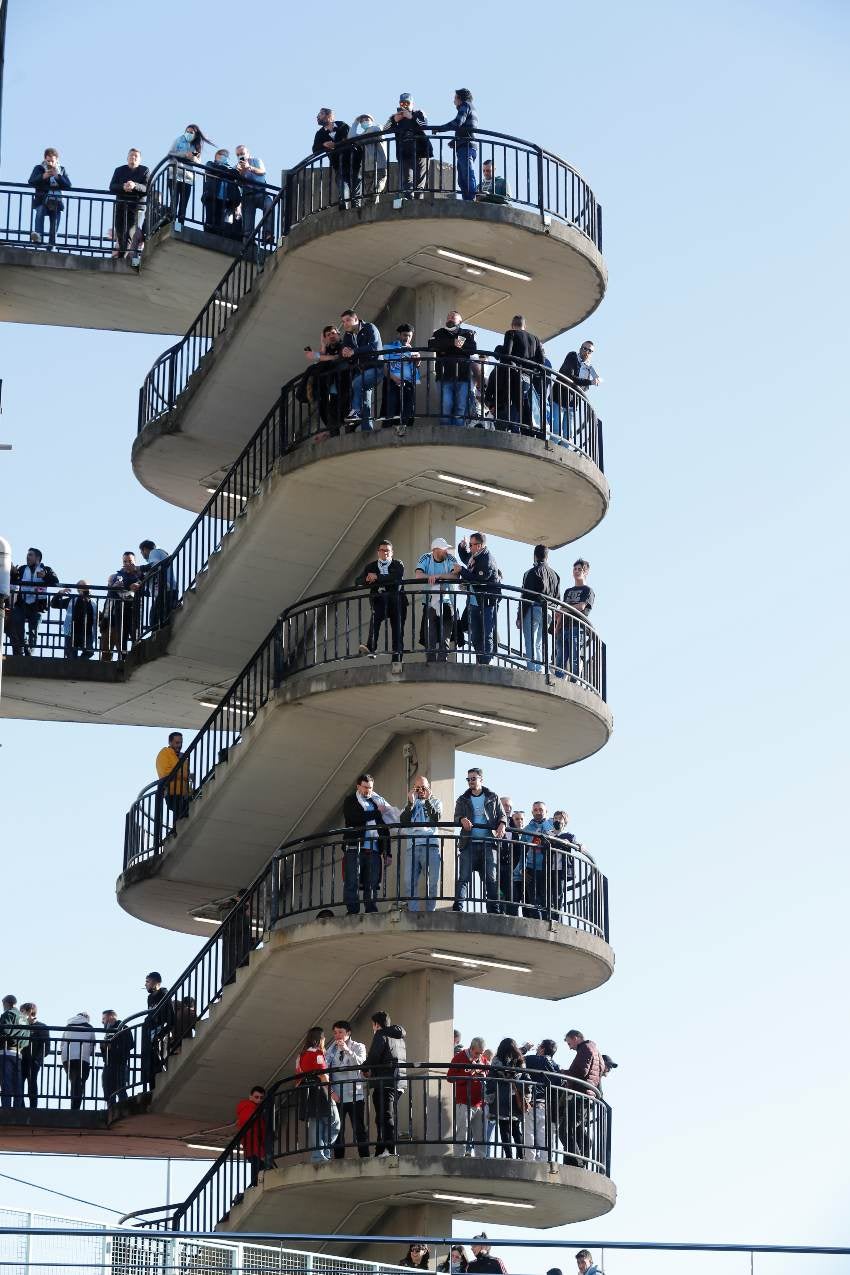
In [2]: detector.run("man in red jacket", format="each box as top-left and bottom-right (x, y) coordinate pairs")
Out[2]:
(447, 1035), (487, 1155)
(559, 1030), (602, 1167)
(236, 1085), (268, 1186)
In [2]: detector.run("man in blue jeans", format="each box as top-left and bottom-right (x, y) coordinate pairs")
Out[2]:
(521, 545), (561, 673)
(429, 311), (477, 426)
(432, 88), (478, 201)
(341, 309), (383, 431)
(399, 775), (443, 911)
(455, 533), (501, 665)
(555, 559), (595, 680)
(453, 768), (507, 913)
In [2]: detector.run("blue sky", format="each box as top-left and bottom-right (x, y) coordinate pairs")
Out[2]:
(1, 0), (849, 1267)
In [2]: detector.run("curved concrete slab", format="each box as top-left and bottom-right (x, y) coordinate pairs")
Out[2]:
(117, 662), (613, 933)
(133, 200), (606, 511)
(220, 1155), (616, 1234)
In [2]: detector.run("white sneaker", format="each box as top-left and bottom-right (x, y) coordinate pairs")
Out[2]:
(376, 1150), (391, 1158)
(30, 231), (42, 244)
(358, 643), (376, 658)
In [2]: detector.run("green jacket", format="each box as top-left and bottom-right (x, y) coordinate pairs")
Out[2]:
(0, 1008), (28, 1050)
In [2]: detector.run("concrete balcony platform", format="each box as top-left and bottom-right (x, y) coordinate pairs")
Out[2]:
(0, 1102), (229, 1159)
(220, 1154), (616, 1235)
(0, 224), (241, 334)
(138, 910), (614, 1130)
(117, 660), (613, 933)
(133, 199), (606, 511)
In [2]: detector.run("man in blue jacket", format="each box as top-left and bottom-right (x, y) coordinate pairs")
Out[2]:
(455, 533), (501, 665)
(340, 309), (383, 431)
(432, 88), (478, 201)
(28, 148), (71, 248)
(453, 768), (507, 914)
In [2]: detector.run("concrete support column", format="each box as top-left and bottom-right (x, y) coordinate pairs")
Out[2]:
(414, 281), (463, 343)
(351, 1200), (456, 1263)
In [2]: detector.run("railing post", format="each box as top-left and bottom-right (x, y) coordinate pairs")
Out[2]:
(270, 851), (280, 928)
(597, 201), (603, 251)
(153, 788), (163, 856)
(542, 598), (551, 682)
(536, 146), (545, 224)
(273, 618), (284, 689)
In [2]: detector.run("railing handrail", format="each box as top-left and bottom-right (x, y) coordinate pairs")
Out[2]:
(0, 159), (282, 201)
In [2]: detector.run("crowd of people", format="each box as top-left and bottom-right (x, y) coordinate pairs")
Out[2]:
(0, 973), (190, 1112)
(234, 1016), (616, 1173)
(394, 1241), (604, 1275)
(2, 540), (174, 659)
(21, 89), (527, 258)
(299, 309), (600, 439)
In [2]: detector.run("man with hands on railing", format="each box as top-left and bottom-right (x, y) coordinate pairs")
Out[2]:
(234, 145), (271, 243)
(429, 311), (477, 427)
(340, 309), (383, 431)
(431, 88), (479, 201)
(454, 532), (501, 665)
(100, 1010), (132, 1105)
(415, 537), (460, 662)
(235, 1084), (268, 1185)
(313, 108), (361, 210)
(517, 801), (556, 920)
(19, 1003), (50, 1110)
(356, 539), (407, 663)
(381, 323), (421, 434)
(399, 774), (443, 912)
(28, 148), (71, 248)
(325, 1020), (369, 1160)
(453, 767), (507, 914)
(502, 316), (546, 432)
(109, 149), (149, 259)
(342, 773), (394, 915)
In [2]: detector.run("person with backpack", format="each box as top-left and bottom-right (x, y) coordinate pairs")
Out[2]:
(361, 1010), (407, 1156)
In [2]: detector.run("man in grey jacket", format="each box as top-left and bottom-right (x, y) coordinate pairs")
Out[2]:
(326, 1020), (369, 1159)
(399, 774), (443, 911)
(452, 767), (507, 914)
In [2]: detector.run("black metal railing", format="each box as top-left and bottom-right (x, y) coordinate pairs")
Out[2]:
(137, 128), (601, 436)
(121, 822), (608, 1058)
(1, 579), (174, 661)
(0, 160), (281, 258)
(167, 1063), (610, 1233)
(122, 581), (606, 868)
(0, 1015), (160, 1115)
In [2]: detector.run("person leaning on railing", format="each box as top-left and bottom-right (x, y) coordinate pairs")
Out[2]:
(50, 582), (96, 660)
(476, 158), (511, 205)
(350, 114), (388, 203)
(430, 88), (479, 201)
(167, 124), (213, 230)
(202, 149), (241, 238)
(155, 731), (192, 818)
(399, 775), (443, 912)
(108, 149), (149, 260)
(312, 108), (361, 211)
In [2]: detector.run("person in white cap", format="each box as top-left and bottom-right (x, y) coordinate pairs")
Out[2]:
(415, 537), (459, 662)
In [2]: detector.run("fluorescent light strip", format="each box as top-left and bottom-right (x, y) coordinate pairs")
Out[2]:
(430, 952), (532, 974)
(435, 473), (533, 504)
(435, 248), (533, 283)
(186, 1143), (225, 1154)
(432, 1193), (534, 1210)
(438, 707), (536, 734)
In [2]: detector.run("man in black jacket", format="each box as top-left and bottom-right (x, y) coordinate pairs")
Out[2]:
(19, 1003), (50, 1110)
(356, 540), (407, 662)
(502, 316), (546, 433)
(0, 996), (27, 1109)
(362, 1010), (407, 1156)
(313, 108), (361, 209)
(8, 548), (59, 656)
(520, 544), (561, 673)
(429, 311), (477, 426)
(144, 972), (174, 1080)
(28, 148), (71, 248)
(340, 309), (383, 431)
(342, 775), (393, 915)
(453, 768), (507, 913)
(455, 533), (501, 665)
(385, 94), (432, 199)
(101, 1010), (132, 1104)
(109, 148), (150, 258)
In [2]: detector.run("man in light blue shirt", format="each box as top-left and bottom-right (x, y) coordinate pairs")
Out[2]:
(381, 323), (421, 434)
(139, 539), (177, 629)
(415, 538), (459, 662)
(399, 774), (442, 911)
(517, 801), (555, 920)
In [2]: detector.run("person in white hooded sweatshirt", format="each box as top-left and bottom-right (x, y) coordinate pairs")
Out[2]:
(61, 1013), (95, 1110)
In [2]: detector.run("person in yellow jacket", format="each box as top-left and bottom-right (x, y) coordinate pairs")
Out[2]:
(155, 731), (192, 818)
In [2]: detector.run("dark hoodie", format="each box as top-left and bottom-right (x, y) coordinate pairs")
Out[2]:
(363, 1023), (408, 1091)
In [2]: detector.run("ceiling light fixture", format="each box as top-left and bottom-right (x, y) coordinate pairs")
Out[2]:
(435, 473), (533, 504)
(432, 1193), (534, 1210)
(430, 952), (532, 974)
(186, 1143), (225, 1154)
(438, 707), (536, 733)
(435, 248), (533, 282)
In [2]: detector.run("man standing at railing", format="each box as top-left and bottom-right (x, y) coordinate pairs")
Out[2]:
(453, 767), (506, 914)
(455, 533), (501, 665)
(101, 1010), (131, 1105)
(502, 316), (546, 433)
(138, 540), (176, 629)
(61, 1012), (95, 1110)
(399, 775), (443, 911)
(431, 89), (479, 201)
(19, 1003), (50, 1110)
(362, 1010), (407, 1157)
(144, 972), (175, 1080)
(429, 311), (477, 427)
(556, 559), (594, 681)
(108, 149), (149, 259)
(559, 1029), (601, 1167)
(384, 95), (432, 200)
(342, 774), (393, 915)
(235, 146), (271, 244)
(28, 148), (71, 249)
(155, 731), (191, 819)
(236, 1085), (268, 1186)
(313, 109), (361, 211)
(356, 539), (407, 663)
(340, 309), (383, 431)
(7, 548), (59, 656)
(326, 1021), (369, 1160)
(0, 996), (27, 1108)
(523, 1039), (561, 1160)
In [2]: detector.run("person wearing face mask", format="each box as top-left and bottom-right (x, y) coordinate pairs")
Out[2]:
(234, 145), (271, 242)
(49, 581), (97, 659)
(28, 148), (72, 249)
(351, 114), (388, 203)
(202, 149), (241, 237)
(168, 124), (213, 230)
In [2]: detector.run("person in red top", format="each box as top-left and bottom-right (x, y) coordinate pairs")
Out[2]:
(297, 1027), (340, 1163)
(235, 1084), (267, 1186)
(447, 1034), (487, 1155)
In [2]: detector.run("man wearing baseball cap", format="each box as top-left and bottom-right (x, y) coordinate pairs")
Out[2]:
(384, 93), (432, 199)
(415, 537), (459, 662)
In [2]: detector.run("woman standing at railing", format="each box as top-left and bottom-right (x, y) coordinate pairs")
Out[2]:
(296, 1027), (340, 1163)
(168, 124), (213, 231)
(484, 1037), (528, 1159)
